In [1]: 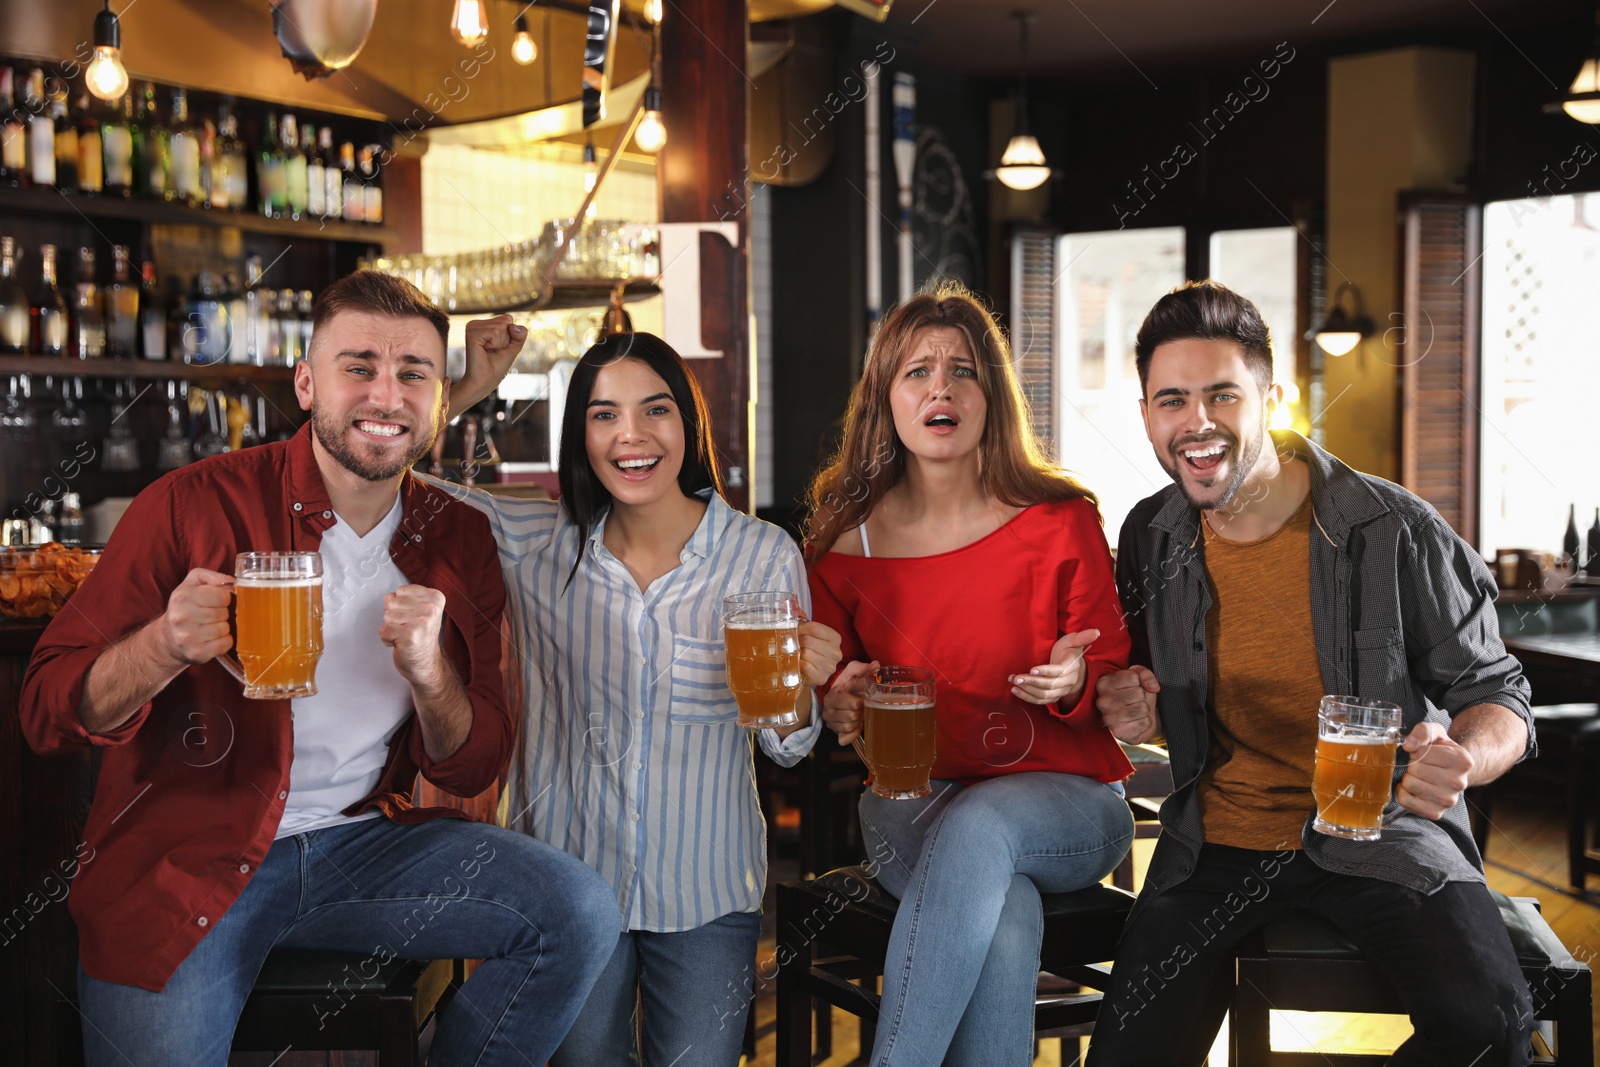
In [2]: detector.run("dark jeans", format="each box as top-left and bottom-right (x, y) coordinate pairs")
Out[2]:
(1087, 844), (1533, 1067)
(78, 817), (622, 1067)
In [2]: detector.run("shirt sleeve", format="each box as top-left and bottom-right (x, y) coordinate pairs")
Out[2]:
(20, 476), (189, 754)
(1399, 510), (1535, 757)
(755, 534), (821, 767)
(1051, 499), (1132, 727)
(806, 559), (867, 695)
(408, 508), (515, 795)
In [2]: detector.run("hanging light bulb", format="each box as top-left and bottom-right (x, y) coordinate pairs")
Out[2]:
(512, 13), (537, 65)
(644, 0), (664, 23)
(583, 136), (598, 220)
(85, 1), (129, 102)
(989, 12), (1053, 192)
(635, 84), (666, 153)
(450, 0), (489, 47)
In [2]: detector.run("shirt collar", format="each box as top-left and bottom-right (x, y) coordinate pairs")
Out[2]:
(587, 488), (724, 562)
(284, 419), (428, 543)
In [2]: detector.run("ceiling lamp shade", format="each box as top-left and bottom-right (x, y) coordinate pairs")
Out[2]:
(1306, 281), (1373, 357)
(989, 11), (1052, 192)
(1546, 3), (1600, 122)
(272, 0), (378, 78)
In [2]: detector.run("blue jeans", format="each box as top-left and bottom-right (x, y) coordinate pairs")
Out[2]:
(549, 909), (763, 1067)
(859, 771), (1134, 1067)
(78, 817), (621, 1067)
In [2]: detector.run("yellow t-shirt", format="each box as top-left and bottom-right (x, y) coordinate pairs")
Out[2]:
(1196, 492), (1326, 850)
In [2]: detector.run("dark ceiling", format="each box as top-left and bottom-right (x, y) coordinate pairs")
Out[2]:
(884, 0), (1587, 82)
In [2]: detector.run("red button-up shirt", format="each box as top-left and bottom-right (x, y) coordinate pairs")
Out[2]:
(21, 423), (511, 991)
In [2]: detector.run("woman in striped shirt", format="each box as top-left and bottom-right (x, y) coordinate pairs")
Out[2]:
(806, 285), (1135, 1066)
(448, 332), (841, 1065)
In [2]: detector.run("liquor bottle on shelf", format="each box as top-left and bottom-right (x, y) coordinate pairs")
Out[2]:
(319, 127), (341, 220)
(167, 274), (195, 362)
(296, 290), (314, 359)
(224, 271), (248, 364)
(0, 236), (29, 353)
(244, 253), (268, 364)
(139, 259), (166, 360)
(208, 104), (236, 210)
(26, 70), (56, 188)
(277, 288), (303, 365)
(258, 113), (285, 219)
(361, 145), (383, 224)
(0, 70), (24, 185)
(282, 113), (308, 220)
(33, 243), (68, 356)
(72, 246), (106, 358)
(188, 270), (231, 366)
(105, 244), (138, 358)
(1563, 504), (1581, 572)
(137, 82), (169, 200)
(168, 88), (201, 207)
(225, 107), (250, 211)
(340, 141), (364, 222)
(305, 125), (325, 219)
(101, 90), (133, 196)
(75, 95), (103, 196)
(50, 86), (78, 193)
(1586, 510), (1600, 578)
(197, 114), (217, 208)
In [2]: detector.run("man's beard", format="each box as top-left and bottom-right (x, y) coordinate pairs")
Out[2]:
(312, 408), (438, 482)
(1159, 422), (1266, 511)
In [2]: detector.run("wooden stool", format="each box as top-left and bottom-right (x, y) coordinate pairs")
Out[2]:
(1229, 893), (1592, 1066)
(774, 866), (1134, 1066)
(231, 949), (463, 1066)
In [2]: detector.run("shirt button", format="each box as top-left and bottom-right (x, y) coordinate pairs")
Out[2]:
(278, 791), (288, 800)
(412, 534), (422, 543)
(197, 916), (209, 927)
(239, 864), (250, 874)
(321, 510), (332, 519)
(631, 812), (640, 822)
(627, 864), (636, 873)
(633, 761), (642, 770)
(635, 711), (644, 719)
(292, 502), (303, 512)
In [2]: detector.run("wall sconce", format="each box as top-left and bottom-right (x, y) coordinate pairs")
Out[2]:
(1307, 281), (1373, 356)
(1547, 2), (1600, 123)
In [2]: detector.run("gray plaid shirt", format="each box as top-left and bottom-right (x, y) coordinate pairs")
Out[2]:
(1115, 431), (1534, 901)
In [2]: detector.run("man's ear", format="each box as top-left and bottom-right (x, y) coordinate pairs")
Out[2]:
(293, 359), (315, 413)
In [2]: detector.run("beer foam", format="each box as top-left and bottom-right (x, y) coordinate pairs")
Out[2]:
(236, 577), (323, 587)
(1321, 734), (1396, 745)
(864, 700), (935, 711)
(725, 617), (799, 630)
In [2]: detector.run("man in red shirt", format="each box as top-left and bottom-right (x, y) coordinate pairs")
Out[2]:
(21, 272), (620, 1066)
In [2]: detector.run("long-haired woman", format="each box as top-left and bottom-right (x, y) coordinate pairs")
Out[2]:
(443, 331), (842, 1065)
(807, 283), (1134, 1066)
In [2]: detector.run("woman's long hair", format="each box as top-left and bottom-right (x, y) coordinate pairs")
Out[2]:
(804, 282), (1097, 561)
(559, 332), (724, 588)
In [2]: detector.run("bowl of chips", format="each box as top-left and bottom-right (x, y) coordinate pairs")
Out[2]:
(0, 543), (103, 619)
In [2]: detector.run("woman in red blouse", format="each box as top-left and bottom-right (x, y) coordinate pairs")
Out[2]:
(807, 284), (1134, 1067)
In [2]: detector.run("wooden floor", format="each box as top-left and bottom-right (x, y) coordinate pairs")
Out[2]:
(743, 788), (1600, 1067)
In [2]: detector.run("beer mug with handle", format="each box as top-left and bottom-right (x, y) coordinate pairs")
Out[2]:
(215, 552), (324, 699)
(722, 590), (803, 728)
(859, 666), (937, 800)
(1311, 695), (1405, 840)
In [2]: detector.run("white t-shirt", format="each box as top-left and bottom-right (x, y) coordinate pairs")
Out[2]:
(277, 496), (416, 838)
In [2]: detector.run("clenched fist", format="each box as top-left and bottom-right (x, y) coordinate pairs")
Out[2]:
(159, 569), (236, 668)
(1095, 665), (1162, 744)
(449, 315), (528, 417)
(379, 584), (448, 685)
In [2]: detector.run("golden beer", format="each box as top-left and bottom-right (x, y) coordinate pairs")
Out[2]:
(235, 578), (323, 698)
(725, 618), (802, 727)
(1310, 695), (1403, 840)
(863, 698), (937, 798)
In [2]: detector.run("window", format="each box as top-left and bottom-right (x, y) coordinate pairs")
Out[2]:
(1055, 227), (1185, 537)
(1479, 194), (1599, 556)
(1209, 227), (1300, 430)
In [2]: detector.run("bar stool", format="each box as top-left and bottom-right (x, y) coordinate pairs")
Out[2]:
(1228, 892), (1592, 1066)
(774, 866), (1134, 1066)
(231, 949), (464, 1065)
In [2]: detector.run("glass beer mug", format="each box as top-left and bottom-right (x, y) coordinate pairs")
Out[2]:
(1311, 695), (1405, 840)
(859, 666), (938, 800)
(722, 590), (803, 729)
(216, 552), (324, 699)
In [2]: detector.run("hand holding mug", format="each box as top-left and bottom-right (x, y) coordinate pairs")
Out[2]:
(1096, 665), (1162, 743)
(380, 584), (448, 686)
(821, 659), (879, 745)
(1011, 628), (1099, 706)
(798, 620), (844, 689)
(1395, 722), (1473, 820)
(160, 569), (235, 667)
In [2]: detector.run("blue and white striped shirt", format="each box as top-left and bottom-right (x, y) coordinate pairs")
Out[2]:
(450, 487), (821, 931)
